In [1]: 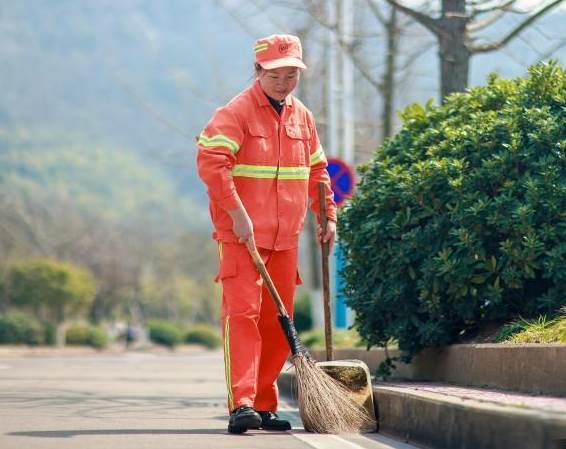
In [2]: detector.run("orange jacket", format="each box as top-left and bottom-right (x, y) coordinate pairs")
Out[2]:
(197, 80), (336, 250)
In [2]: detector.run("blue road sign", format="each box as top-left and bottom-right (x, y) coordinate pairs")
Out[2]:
(326, 158), (355, 207)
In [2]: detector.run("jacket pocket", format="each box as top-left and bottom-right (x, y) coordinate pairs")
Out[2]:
(245, 122), (273, 163)
(284, 123), (311, 140)
(284, 124), (310, 166)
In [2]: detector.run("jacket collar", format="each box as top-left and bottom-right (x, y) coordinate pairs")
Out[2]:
(252, 79), (293, 108)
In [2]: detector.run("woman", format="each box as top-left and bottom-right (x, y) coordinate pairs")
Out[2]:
(197, 34), (336, 434)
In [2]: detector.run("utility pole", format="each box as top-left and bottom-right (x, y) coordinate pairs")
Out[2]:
(310, 0), (341, 330)
(320, 0), (355, 330)
(342, 0), (355, 166)
(328, 0), (339, 159)
(337, 0), (355, 328)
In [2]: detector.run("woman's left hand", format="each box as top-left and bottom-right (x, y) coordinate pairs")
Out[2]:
(317, 219), (337, 251)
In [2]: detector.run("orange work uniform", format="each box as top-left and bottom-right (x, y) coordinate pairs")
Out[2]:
(197, 79), (336, 413)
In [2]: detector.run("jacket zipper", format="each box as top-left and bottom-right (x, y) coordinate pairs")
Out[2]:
(273, 104), (285, 250)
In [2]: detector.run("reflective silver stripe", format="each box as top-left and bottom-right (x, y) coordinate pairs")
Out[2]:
(223, 316), (234, 411)
(310, 145), (327, 166)
(232, 164), (310, 180)
(277, 166), (310, 180)
(232, 164), (277, 179)
(198, 133), (240, 154)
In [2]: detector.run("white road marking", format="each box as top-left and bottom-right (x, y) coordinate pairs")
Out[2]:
(292, 433), (367, 449)
(279, 407), (367, 449)
(279, 406), (417, 449)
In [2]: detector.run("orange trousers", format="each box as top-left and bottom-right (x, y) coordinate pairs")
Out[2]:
(216, 242), (300, 413)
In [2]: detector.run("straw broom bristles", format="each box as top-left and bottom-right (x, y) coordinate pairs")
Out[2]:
(292, 354), (375, 433)
(246, 240), (374, 433)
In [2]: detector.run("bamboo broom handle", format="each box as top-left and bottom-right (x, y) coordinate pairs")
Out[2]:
(245, 239), (289, 318)
(245, 239), (310, 359)
(319, 182), (333, 362)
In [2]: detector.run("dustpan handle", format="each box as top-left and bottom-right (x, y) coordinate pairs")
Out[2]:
(319, 182), (333, 362)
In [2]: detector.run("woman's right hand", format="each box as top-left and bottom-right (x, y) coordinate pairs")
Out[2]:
(228, 206), (254, 243)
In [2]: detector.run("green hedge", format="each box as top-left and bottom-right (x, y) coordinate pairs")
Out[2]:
(0, 312), (48, 345)
(148, 320), (183, 348)
(293, 292), (313, 333)
(339, 62), (566, 364)
(66, 324), (109, 349)
(185, 324), (221, 349)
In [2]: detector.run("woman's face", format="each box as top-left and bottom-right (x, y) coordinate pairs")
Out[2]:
(257, 66), (301, 101)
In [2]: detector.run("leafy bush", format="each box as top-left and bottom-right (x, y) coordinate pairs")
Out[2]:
(0, 312), (46, 345)
(88, 327), (109, 349)
(148, 320), (183, 348)
(293, 292), (313, 333)
(65, 324), (109, 349)
(65, 325), (90, 345)
(42, 321), (57, 345)
(339, 62), (566, 363)
(185, 323), (221, 349)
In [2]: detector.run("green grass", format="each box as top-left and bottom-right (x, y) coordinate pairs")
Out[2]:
(498, 308), (566, 344)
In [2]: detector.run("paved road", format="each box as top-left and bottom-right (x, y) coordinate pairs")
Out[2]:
(0, 348), (418, 449)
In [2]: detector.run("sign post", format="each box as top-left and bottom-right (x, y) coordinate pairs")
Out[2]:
(326, 158), (355, 329)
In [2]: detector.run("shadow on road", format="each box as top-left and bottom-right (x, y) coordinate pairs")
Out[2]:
(8, 428), (298, 438)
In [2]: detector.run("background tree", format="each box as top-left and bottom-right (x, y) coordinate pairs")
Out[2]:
(6, 259), (97, 346)
(386, 0), (565, 100)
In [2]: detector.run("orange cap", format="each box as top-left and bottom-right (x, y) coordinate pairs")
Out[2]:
(254, 34), (307, 70)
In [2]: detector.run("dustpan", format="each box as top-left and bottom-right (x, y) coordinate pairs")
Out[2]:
(313, 182), (377, 432)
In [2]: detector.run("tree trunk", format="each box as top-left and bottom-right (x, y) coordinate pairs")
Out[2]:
(382, 6), (398, 139)
(439, 0), (470, 101)
(55, 321), (67, 347)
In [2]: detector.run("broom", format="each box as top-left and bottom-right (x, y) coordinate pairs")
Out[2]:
(245, 239), (373, 433)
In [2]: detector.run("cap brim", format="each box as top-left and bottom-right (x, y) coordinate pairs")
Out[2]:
(259, 57), (307, 70)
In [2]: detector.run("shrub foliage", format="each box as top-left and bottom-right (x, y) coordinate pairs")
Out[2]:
(184, 323), (221, 349)
(293, 292), (313, 333)
(148, 320), (183, 348)
(339, 62), (566, 361)
(66, 324), (109, 349)
(0, 312), (47, 345)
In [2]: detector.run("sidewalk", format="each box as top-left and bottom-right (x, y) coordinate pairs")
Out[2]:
(378, 382), (566, 416)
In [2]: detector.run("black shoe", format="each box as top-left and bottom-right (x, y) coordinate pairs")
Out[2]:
(228, 406), (262, 434)
(258, 411), (291, 431)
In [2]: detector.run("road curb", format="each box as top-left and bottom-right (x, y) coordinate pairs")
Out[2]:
(278, 371), (566, 449)
(374, 383), (566, 449)
(309, 345), (566, 396)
